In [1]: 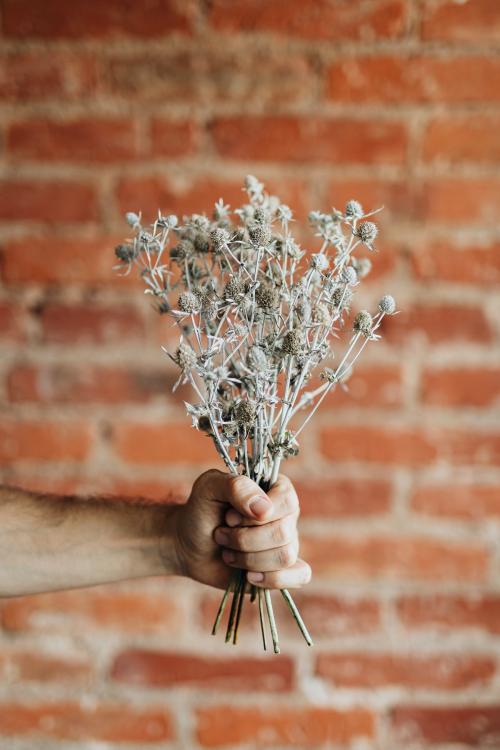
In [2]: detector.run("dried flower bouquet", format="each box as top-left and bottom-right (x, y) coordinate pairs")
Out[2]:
(114, 176), (396, 653)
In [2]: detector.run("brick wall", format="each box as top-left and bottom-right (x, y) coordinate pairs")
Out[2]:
(1, 0), (500, 747)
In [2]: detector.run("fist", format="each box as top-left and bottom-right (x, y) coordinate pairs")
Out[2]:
(173, 469), (311, 591)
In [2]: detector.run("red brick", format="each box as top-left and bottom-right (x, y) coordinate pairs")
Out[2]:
(280, 593), (381, 637)
(2, 0), (194, 38)
(112, 421), (216, 465)
(0, 180), (98, 222)
(150, 118), (200, 157)
(411, 240), (500, 285)
(422, 0), (500, 42)
(1, 589), (184, 634)
(0, 651), (91, 683)
(416, 177), (500, 223)
(322, 364), (403, 408)
(422, 367), (500, 407)
(320, 425), (436, 466)
(1, 236), (137, 287)
(293, 478), (391, 517)
(328, 55), (500, 103)
(111, 650), (293, 691)
(0, 51), (96, 100)
(301, 534), (488, 582)
(6, 364), (176, 404)
(0, 301), (23, 341)
(398, 595), (500, 635)
(0, 421), (92, 464)
(423, 115), (500, 164)
(197, 705), (374, 748)
(209, 0), (407, 40)
(0, 702), (173, 743)
(316, 652), (495, 689)
(41, 304), (145, 344)
(7, 118), (140, 162)
(212, 116), (408, 165)
(105, 48), (314, 105)
(116, 175), (308, 222)
(320, 424), (500, 468)
(411, 483), (500, 519)
(392, 706), (500, 746)
(382, 303), (493, 344)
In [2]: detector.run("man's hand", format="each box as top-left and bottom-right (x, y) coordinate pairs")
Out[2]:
(172, 469), (311, 591)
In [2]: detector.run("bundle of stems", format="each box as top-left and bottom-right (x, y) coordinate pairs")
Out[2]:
(114, 176), (396, 652)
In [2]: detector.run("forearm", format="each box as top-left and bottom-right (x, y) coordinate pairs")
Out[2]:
(0, 485), (181, 597)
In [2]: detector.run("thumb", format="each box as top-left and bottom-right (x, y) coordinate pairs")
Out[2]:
(192, 469), (272, 523)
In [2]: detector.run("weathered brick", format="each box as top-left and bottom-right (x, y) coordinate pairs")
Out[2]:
(410, 240), (500, 285)
(422, 367), (500, 407)
(0, 650), (91, 684)
(423, 115), (500, 163)
(1, 236), (134, 287)
(328, 55), (500, 103)
(0, 51), (97, 100)
(397, 595), (500, 634)
(150, 119), (200, 157)
(7, 118), (140, 162)
(41, 304), (145, 344)
(301, 534), (488, 582)
(1, 589), (184, 634)
(422, 0), (500, 42)
(392, 705), (500, 746)
(197, 705), (374, 747)
(0, 179), (98, 222)
(316, 652), (495, 689)
(0, 421), (92, 464)
(293, 478), (391, 517)
(2, 0), (194, 38)
(382, 303), (493, 344)
(0, 702), (173, 742)
(212, 116), (408, 165)
(209, 0), (407, 40)
(111, 650), (293, 691)
(416, 178), (500, 223)
(7, 364), (175, 404)
(0, 302), (24, 341)
(411, 483), (500, 519)
(112, 422), (216, 465)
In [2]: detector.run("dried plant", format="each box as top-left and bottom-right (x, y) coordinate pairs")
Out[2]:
(114, 176), (396, 653)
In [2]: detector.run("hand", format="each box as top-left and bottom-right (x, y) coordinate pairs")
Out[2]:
(172, 469), (311, 591)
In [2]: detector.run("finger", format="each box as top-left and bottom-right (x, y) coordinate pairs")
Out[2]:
(225, 474), (299, 528)
(221, 538), (298, 572)
(247, 559), (312, 589)
(214, 512), (298, 553)
(191, 469), (273, 522)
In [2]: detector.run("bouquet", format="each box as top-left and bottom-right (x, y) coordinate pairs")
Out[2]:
(114, 175), (396, 653)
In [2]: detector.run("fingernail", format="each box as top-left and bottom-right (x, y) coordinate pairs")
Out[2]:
(249, 495), (271, 518)
(247, 571), (264, 583)
(214, 528), (229, 545)
(226, 510), (243, 527)
(222, 549), (235, 564)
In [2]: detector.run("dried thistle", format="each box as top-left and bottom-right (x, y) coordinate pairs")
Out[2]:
(114, 175), (396, 654)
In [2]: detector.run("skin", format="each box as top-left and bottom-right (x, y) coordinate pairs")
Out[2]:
(0, 470), (311, 597)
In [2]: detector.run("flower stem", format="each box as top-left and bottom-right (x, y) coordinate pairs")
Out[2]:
(264, 588), (280, 654)
(225, 569), (243, 643)
(232, 574), (247, 645)
(258, 588), (267, 651)
(281, 589), (313, 646)
(211, 581), (231, 636)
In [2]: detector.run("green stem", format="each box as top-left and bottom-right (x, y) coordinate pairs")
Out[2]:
(258, 588), (267, 651)
(211, 581), (231, 636)
(225, 569), (243, 643)
(232, 575), (247, 645)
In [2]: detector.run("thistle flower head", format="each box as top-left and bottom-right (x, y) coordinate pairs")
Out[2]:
(282, 329), (303, 356)
(353, 310), (373, 337)
(178, 291), (200, 314)
(345, 200), (364, 220)
(247, 345), (269, 372)
(351, 257), (372, 279)
(341, 265), (358, 285)
(248, 221), (272, 247)
(378, 294), (396, 314)
(174, 341), (197, 371)
(357, 221), (378, 246)
(224, 277), (245, 302)
(201, 299), (219, 321)
(126, 211), (140, 227)
(332, 286), (353, 309)
(194, 232), (210, 254)
(234, 399), (256, 427)
(210, 227), (229, 252)
(255, 284), (279, 310)
(170, 240), (193, 261)
(114, 244), (137, 263)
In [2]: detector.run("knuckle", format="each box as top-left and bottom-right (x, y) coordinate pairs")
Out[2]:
(271, 521), (287, 546)
(277, 544), (295, 568)
(233, 526), (250, 552)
